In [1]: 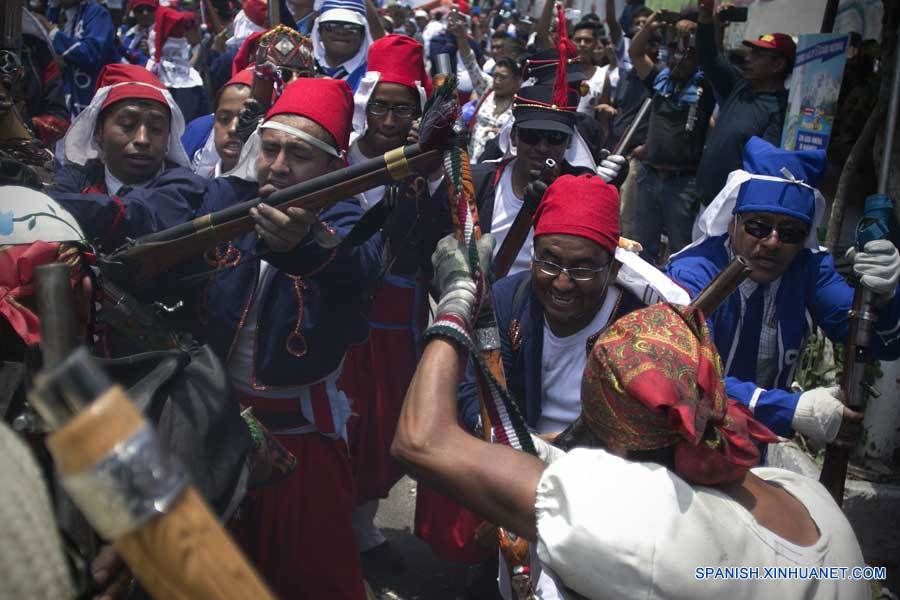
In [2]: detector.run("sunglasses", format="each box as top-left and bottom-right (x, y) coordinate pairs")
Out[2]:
(516, 128), (570, 146)
(134, 5), (154, 14)
(320, 22), (364, 35)
(533, 258), (608, 282)
(742, 218), (808, 245)
(366, 101), (418, 119)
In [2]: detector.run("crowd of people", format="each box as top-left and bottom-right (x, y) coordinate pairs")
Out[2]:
(1, 0), (898, 598)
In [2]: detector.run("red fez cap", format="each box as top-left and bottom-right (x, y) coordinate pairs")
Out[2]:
(367, 34), (433, 98)
(226, 68), (255, 88)
(153, 7), (199, 62)
(533, 174), (620, 254)
(96, 64), (168, 111)
(130, 0), (158, 10)
(266, 78), (354, 154)
(243, 0), (268, 28)
(232, 30), (265, 76)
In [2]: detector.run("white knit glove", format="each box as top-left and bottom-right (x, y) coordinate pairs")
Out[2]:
(792, 386), (844, 445)
(596, 154), (627, 184)
(430, 233), (495, 332)
(846, 239), (900, 299)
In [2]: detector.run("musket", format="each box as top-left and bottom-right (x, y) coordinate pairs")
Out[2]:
(492, 158), (557, 279)
(31, 263), (277, 600)
(553, 255), (752, 451)
(611, 96), (652, 157)
(99, 110), (454, 290)
(820, 39), (900, 504)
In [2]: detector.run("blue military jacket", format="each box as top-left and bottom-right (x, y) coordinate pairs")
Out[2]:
(49, 0), (118, 115)
(195, 176), (384, 388)
(50, 160), (207, 250)
(668, 234), (900, 436)
(459, 271), (644, 432)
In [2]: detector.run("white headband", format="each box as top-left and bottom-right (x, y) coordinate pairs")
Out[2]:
(261, 121), (344, 158)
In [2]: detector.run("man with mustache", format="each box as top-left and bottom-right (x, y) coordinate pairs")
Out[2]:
(668, 137), (900, 448)
(49, 64), (207, 251)
(198, 76), (381, 599)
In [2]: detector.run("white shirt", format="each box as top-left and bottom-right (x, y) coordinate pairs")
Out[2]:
(489, 162), (532, 276)
(349, 143), (386, 209)
(576, 65), (609, 115)
(104, 167), (154, 196)
(534, 450), (869, 600)
(537, 288), (620, 434)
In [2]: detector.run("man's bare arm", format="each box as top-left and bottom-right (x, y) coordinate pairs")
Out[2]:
(629, 12), (663, 80)
(392, 338), (546, 542)
(605, 0), (622, 45)
(535, 0), (555, 51)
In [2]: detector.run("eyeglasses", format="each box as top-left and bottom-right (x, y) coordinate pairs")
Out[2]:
(133, 5), (154, 14)
(533, 258), (608, 282)
(320, 22), (364, 35)
(741, 218), (808, 245)
(516, 128), (570, 147)
(366, 101), (418, 119)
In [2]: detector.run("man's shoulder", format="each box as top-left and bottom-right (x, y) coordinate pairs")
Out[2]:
(492, 270), (532, 315)
(667, 237), (728, 283)
(154, 165), (209, 189)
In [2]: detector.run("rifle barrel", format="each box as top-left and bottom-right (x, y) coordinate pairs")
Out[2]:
(612, 97), (652, 157)
(690, 256), (751, 317)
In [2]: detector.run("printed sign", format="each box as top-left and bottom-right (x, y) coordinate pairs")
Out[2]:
(781, 33), (850, 151)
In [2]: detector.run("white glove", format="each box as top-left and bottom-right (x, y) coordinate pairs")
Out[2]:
(430, 233), (495, 331)
(846, 239), (900, 299)
(596, 154), (626, 184)
(792, 386), (844, 445)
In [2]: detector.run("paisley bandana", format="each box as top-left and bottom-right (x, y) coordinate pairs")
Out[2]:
(581, 303), (778, 485)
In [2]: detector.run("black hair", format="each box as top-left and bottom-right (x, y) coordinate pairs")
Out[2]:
(573, 21), (597, 36)
(582, 12), (600, 22)
(494, 57), (520, 75)
(634, 7), (653, 20)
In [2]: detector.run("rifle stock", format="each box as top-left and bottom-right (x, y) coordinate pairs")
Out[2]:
(102, 146), (443, 288)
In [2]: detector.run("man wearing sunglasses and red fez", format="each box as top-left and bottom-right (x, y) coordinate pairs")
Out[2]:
(313, 0), (373, 92)
(49, 64), (207, 251)
(338, 34), (444, 562)
(118, 0), (158, 66)
(145, 7), (209, 124)
(197, 77), (381, 599)
(668, 137), (900, 448)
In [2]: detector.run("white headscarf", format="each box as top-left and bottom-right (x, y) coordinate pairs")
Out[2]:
(349, 71), (428, 146)
(62, 82), (190, 168)
(671, 168), (827, 260)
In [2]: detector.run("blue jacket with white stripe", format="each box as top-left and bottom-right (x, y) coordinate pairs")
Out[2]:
(668, 234), (900, 436)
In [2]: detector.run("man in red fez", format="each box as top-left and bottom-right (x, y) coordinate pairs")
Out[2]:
(118, 0), (159, 66)
(197, 76), (381, 600)
(50, 63), (208, 251)
(338, 34), (443, 565)
(393, 255), (870, 598)
(451, 173), (687, 595)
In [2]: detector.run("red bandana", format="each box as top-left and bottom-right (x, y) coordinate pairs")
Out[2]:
(582, 303), (778, 485)
(0, 242), (82, 346)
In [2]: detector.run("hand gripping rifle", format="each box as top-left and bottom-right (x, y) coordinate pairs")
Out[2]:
(820, 40), (900, 507)
(553, 255), (752, 451)
(31, 263), (277, 600)
(99, 105), (455, 291)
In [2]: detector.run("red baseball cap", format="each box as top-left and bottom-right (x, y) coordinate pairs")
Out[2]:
(743, 33), (796, 63)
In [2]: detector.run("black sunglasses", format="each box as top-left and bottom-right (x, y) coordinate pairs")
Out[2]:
(516, 128), (569, 146)
(134, 5), (154, 14)
(320, 22), (364, 35)
(742, 218), (808, 245)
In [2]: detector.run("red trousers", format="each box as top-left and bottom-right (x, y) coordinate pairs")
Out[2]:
(414, 484), (492, 565)
(230, 433), (365, 600)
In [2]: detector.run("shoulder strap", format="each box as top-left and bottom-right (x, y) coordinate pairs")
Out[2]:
(511, 274), (531, 315)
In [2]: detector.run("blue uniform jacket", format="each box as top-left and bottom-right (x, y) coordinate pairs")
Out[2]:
(50, 160), (207, 250)
(49, 0), (118, 115)
(668, 235), (900, 436)
(194, 177), (384, 388)
(182, 114), (215, 165)
(118, 24), (151, 66)
(458, 271), (645, 432)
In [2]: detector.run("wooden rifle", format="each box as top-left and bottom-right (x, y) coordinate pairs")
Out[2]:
(98, 107), (454, 291)
(30, 263), (277, 600)
(553, 255), (752, 451)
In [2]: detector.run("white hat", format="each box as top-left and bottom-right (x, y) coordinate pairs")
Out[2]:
(0, 187), (85, 246)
